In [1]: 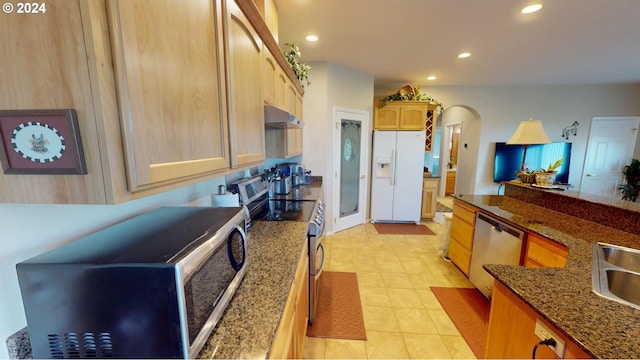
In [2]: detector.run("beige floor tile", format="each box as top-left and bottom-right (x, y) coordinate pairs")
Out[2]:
(365, 331), (410, 359)
(428, 309), (461, 336)
(402, 333), (452, 359)
(393, 308), (439, 334)
(362, 305), (400, 332)
(441, 335), (477, 359)
(327, 259), (357, 272)
(356, 272), (386, 288)
(359, 287), (391, 307)
(415, 289), (444, 310)
(303, 336), (326, 359)
(387, 288), (424, 308)
(324, 338), (367, 359)
(381, 272), (415, 289)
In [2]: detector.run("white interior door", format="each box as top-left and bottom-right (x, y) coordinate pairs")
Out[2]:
(333, 107), (369, 232)
(580, 116), (640, 198)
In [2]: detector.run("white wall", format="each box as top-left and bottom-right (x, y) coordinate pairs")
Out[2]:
(403, 84), (640, 194)
(0, 176), (229, 357)
(302, 61), (374, 234)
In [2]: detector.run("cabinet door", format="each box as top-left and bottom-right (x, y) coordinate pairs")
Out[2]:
(420, 178), (438, 219)
(109, 0), (229, 190)
(373, 103), (400, 129)
(398, 104), (427, 130)
(524, 233), (568, 268)
(263, 48), (279, 106)
(287, 128), (304, 157)
(226, 0), (265, 168)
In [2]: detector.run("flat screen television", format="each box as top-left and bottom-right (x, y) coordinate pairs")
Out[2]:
(493, 142), (572, 184)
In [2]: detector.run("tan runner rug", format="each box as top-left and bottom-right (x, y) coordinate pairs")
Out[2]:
(307, 271), (366, 340)
(373, 223), (436, 235)
(431, 287), (490, 359)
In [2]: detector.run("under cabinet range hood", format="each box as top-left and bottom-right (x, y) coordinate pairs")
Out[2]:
(264, 105), (304, 129)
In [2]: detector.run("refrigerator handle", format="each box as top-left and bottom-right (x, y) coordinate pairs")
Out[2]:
(389, 148), (396, 185)
(393, 147), (399, 186)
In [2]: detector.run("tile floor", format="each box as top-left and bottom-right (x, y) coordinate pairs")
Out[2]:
(303, 197), (478, 359)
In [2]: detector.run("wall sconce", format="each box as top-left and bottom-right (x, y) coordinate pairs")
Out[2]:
(562, 121), (579, 139)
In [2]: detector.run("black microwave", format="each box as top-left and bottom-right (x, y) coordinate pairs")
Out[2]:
(16, 206), (248, 359)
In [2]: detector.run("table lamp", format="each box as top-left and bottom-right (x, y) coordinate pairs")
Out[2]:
(506, 119), (552, 173)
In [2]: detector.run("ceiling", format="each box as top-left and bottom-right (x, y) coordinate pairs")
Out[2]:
(274, 0), (640, 95)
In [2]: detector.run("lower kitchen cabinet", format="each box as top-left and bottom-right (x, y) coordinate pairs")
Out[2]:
(420, 177), (438, 219)
(449, 200), (476, 276)
(485, 281), (590, 359)
(445, 171), (456, 195)
(270, 241), (309, 359)
(524, 233), (569, 268)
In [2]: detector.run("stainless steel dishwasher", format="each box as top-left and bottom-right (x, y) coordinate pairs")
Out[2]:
(469, 212), (524, 299)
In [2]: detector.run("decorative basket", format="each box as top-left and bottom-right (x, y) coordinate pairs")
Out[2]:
(535, 172), (557, 186)
(518, 173), (536, 184)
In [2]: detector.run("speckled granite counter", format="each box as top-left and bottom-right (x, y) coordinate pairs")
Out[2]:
(197, 220), (308, 359)
(6, 221), (309, 360)
(453, 191), (640, 359)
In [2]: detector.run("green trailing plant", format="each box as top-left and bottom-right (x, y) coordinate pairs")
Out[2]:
(379, 85), (443, 108)
(283, 43), (311, 88)
(619, 158), (640, 201)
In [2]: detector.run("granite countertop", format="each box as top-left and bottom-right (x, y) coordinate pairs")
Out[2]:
(197, 220), (308, 359)
(454, 194), (640, 359)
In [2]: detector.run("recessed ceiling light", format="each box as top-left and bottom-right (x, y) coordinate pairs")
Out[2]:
(458, 52), (471, 59)
(427, 75), (437, 81)
(521, 3), (542, 14)
(306, 35), (318, 42)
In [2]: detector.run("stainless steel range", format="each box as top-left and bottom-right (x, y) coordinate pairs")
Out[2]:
(230, 175), (326, 323)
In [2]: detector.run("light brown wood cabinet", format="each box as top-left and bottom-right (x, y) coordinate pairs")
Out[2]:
(108, 0), (230, 191)
(373, 101), (428, 130)
(226, 0), (266, 168)
(263, 46), (304, 158)
(420, 177), (438, 219)
(445, 171), (456, 195)
(0, 0), (300, 204)
(524, 233), (568, 268)
(270, 241), (309, 359)
(486, 281), (590, 359)
(448, 199), (476, 276)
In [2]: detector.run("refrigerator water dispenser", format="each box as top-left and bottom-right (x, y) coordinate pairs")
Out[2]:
(375, 158), (391, 178)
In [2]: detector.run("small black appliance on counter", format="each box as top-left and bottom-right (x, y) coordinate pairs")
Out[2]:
(16, 206), (248, 359)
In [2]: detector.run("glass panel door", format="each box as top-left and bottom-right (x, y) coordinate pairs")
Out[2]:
(340, 119), (361, 217)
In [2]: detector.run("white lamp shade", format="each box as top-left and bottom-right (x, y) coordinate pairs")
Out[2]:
(506, 120), (552, 145)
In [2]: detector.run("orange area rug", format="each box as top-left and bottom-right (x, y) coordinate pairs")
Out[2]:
(373, 223), (435, 235)
(431, 287), (490, 358)
(307, 271), (366, 340)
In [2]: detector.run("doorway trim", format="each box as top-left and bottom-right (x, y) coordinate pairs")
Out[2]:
(332, 106), (370, 233)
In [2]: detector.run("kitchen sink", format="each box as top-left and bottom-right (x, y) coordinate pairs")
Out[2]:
(593, 242), (640, 310)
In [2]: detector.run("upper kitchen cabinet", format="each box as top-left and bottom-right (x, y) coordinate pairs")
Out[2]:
(373, 101), (438, 152)
(373, 101), (435, 130)
(0, 1), (103, 203)
(108, 0), (230, 191)
(225, 0), (266, 168)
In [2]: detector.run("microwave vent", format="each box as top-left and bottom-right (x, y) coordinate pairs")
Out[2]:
(47, 332), (113, 358)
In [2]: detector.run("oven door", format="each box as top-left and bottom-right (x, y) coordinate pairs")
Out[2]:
(309, 231), (325, 324)
(179, 224), (247, 358)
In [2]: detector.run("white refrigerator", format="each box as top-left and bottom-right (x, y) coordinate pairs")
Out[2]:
(370, 130), (426, 223)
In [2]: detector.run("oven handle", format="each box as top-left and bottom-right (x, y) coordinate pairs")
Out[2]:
(316, 241), (325, 277)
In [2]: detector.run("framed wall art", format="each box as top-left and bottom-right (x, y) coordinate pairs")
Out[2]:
(0, 109), (87, 175)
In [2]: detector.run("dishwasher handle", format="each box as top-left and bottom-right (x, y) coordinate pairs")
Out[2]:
(477, 213), (523, 239)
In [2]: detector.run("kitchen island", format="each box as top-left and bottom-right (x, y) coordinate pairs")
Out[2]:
(454, 183), (640, 358)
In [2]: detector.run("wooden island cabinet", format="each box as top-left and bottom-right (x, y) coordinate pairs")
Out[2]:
(0, 0), (301, 204)
(524, 232), (569, 268)
(420, 177), (438, 219)
(486, 282), (590, 359)
(448, 199), (476, 276)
